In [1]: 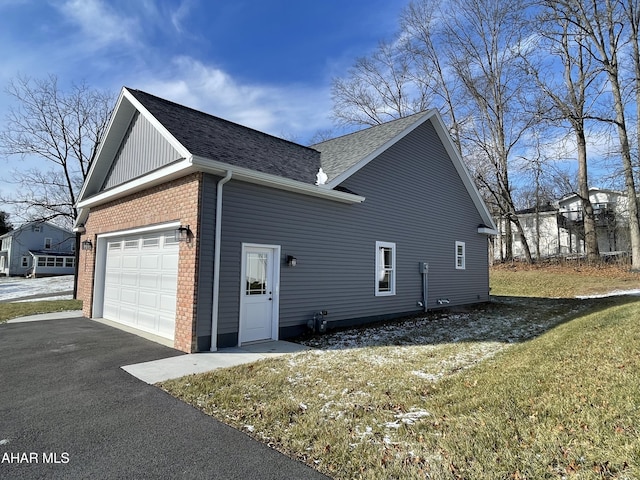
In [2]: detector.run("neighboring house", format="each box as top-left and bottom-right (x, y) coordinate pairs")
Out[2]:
(494, 188), (631, 261)
(0, 221), (76, 277)
(557, 188), (631, 257)
(493, 203), (560, 261)
(74, 88), (497, 353)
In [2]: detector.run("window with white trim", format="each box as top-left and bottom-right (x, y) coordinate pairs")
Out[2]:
(44, 237), (52, 250)
(455, 241), (466, 270)
(375, 241), (396, 296)
(21, 256), (29, 268)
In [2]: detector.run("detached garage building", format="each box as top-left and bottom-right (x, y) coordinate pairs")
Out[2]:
(75, 88), (496, 353)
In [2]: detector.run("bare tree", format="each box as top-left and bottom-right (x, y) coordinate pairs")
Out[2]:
(332, 40), (430, 127)
(523, 9), (603, 262)
(622, 0), (640, 177)
(548, 0), (640, 270)
(400, 0), (467, 154)
(442, 0), (538, 263)
(0, 211), (13, 235)
(0, 75), (113, 228)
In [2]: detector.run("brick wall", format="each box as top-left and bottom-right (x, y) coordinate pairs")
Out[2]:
(77, 173), (203, 353)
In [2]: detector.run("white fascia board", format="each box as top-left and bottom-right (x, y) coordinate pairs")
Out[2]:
(122, 88), (191, 159)
(77, 89), (130, 204)
(325, 110), (437, 188)
(76, 158), (196, 209)
(190, 155), (365, 204)
(477, 226), (498, 235)
(77, 88), (191, 206)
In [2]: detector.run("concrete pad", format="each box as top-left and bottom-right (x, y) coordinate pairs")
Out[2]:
(122, 340), (312, 384)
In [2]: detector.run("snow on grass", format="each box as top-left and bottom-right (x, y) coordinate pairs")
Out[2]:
(577, 288), (640, 299)
(276, 296), (596, 448)
(0, 275), (74, 301)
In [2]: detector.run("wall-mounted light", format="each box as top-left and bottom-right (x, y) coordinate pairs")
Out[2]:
(175, 225), (192, 243)
(81, 239), (93, 251)
(286, 255), (297, 267)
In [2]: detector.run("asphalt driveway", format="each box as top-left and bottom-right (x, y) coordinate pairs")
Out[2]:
(0, 316), (329, 480)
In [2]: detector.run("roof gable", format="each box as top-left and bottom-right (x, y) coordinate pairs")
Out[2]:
(312, 111), (433, 184)
(102, 111), (182, 190)
(126, 89), (321, 183)
(76, 88), (495, 232)
(313, 110), (496, 231)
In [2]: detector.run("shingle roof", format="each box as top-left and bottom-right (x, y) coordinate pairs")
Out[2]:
(311, 111), (433, 181)
(127, 89), (322, 184)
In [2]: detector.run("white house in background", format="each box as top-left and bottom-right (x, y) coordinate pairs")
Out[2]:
(494, 188), (631, 261)
(557, 189), (631, 257)
(0, 221), (76, 277)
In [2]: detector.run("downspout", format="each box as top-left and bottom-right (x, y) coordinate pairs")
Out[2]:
(210, 170), (233, 352)
(421, 263), (429, 313)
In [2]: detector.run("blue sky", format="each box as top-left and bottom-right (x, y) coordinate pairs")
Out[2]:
(0, 0), (410, 209)
(0, 0), (408, 139)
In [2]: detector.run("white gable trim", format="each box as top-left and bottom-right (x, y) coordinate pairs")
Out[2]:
(429, 112), (497, 232)
(77, 87), (191, 207)
(77, 159), (195, 210)
(75, 155), (365, 219)
(326, 110), (496, 232)
(325, 111), (436, 189)
(122, 89), (191, 159)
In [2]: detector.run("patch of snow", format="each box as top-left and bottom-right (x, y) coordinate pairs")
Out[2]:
(394, 409), (430, 425)
(0, 275), (74, 301)
(16, 294), (73, 302)
(577, 289), (640, 299)
(412, 371), (443, 382)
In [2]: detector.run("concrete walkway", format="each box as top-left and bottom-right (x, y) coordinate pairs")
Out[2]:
(123, 340), (312, 384)
(7, 311), (313, 384)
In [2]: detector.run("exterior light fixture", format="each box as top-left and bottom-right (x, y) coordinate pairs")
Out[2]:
(175, 225), (191, 243)
(287, 255), (297, 267)
(81, 239), (93, 251)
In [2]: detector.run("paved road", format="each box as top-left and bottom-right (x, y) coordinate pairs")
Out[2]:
(0, 317), (330, 479)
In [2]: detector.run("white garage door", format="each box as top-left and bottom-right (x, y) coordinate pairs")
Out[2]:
(103, 230), (179, 340)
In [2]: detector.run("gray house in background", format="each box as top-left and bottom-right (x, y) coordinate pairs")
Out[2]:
(75, 88), (497, 353)
(0, 221), (76, 277)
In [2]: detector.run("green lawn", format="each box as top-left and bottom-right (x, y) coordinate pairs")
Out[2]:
(161, 266), (640, 479)
(490, 263), (639, 298)
(0, 299), (82, 323)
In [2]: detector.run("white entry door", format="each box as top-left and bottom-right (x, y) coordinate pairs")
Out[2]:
(239, 245), (279, 344)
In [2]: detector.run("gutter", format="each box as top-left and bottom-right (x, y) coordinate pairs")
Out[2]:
(210, 170), (233, 352)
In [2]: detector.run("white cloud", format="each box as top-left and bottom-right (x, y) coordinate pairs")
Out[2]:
(170, 0), (194, 34)
(138, 56), (334, 143)
(56, 0), (139, 49)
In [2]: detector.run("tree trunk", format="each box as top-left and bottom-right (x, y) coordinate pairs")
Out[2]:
(576, 130), (600, 263)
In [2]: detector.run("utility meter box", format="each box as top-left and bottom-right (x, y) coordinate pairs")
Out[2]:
(419, 262), (429, 273)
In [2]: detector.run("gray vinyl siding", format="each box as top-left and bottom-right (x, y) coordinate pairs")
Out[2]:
(204, 120), (490, 345)
(102, 112), (182, 190)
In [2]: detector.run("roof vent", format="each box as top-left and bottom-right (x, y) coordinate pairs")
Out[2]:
(315, 168), (328, 186)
